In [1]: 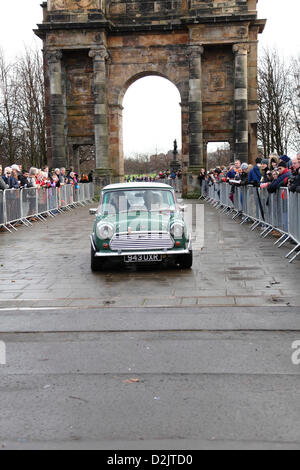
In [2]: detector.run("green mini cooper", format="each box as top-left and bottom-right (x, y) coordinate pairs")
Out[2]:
(89, 182), (192, 270)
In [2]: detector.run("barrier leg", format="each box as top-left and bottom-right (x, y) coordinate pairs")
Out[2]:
(250, 220), (260, 230)
(2, 225), (12, 233)
(289, 247), (300, 263)
(240, 216), (250, 225)
(260, 225), (271, 236)
(24, 218), (33, 226)
(285, 243), (300, 259)
(37, 214), (47, 223)
(274, 233), (287, 246)
(21, 218), (31, 227)
(232, 210), (241, 220)
(277, 234), (290, 248)
(7, 223), (18, 232)
(262, 227), (274, 238)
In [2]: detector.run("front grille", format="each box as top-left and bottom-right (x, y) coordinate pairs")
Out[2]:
(110, 231), (174, 251)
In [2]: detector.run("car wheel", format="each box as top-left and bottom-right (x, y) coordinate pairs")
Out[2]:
(91, 244), (102, 272)
(178, 250), (193, 269)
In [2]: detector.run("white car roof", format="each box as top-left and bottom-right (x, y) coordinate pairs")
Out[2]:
(102, 182), (173, 191)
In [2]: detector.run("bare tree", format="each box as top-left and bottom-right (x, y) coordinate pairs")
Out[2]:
(0, 49), (20, 165)
(15, 47), (46, 169)
(124, 149), (178, 175)
(207, 144), (231, 169)
(0, 46), (46, 169)
(257, 48), (292, 157)
(288, 56), (300, 151)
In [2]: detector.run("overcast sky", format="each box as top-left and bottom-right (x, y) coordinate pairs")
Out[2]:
(0, 0), (299, 156)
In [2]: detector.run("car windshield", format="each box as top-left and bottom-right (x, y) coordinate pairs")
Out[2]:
(101, 189), (176, 215)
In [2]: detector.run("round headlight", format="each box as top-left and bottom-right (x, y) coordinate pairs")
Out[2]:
(96, 223), (114, 240)
(170, 222), (184, 239)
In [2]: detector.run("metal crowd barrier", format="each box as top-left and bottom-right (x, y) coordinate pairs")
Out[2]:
(0, 183), (94, 233)
(200, 181), (300, 263)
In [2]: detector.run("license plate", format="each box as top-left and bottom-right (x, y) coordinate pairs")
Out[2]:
(124, 254), (162, 263)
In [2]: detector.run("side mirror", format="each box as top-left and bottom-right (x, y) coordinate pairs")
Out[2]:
(89, 208), (97, 216)
(179, 204), (187, 212)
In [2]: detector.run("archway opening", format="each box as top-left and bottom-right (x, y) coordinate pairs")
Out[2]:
(69, 144), (95, 176)
(122, 76), (182, 178)
(207, 142), (231, 170)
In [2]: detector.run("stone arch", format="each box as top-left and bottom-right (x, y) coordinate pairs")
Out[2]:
(37, 0), (265, 192)
(108, 71), (187, 181)
(118, 71), (184, 107)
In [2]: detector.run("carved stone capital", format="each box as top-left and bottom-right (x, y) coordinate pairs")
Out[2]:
(89, 46), (109, 62)
(233, 43), (250, 56)
(188, 44), (204, 60)
(46, 50), (63, 63)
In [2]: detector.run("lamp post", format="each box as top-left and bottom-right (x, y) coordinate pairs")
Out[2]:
(170, 139), (181, 172)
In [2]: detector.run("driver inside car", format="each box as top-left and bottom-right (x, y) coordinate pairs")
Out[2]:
(109, 191), (131, 213)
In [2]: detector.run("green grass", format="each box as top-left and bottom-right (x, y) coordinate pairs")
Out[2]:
(125, 174), (157, 179)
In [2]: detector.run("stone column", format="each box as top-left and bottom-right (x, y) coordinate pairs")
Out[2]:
(188, 44), (204, 170)
(203, 141), (208, 170)
(233, 44), (249, 163)
(185, 44), (204, 195)
(46, 50), (66, 168)
(180, 102), (189, 169)
(109, 104), (124, 182)
(73, 145), (80, 173)
(180, 102), (189, 196)
(89, 46), (111, 187)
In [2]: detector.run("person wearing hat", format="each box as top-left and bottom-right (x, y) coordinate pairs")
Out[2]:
(267, 161), (292, 194)
(279, 155), (292, 169)
(11, 164), (20, 172)
(268, 154), (279, 171)
(239, 163), (250, 186)
(248, 157), (262, 186)
(260, 159), (270, 183)
(8, 167), (20, 189)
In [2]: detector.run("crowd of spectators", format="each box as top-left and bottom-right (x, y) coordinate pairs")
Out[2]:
(126, 169), (182, 183)
(198, 153), (300, 198)
(0, 165), (94, 191)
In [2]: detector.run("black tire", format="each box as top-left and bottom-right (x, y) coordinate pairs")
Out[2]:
(91, 244), (102, 272)
(178, 250), (193, 269)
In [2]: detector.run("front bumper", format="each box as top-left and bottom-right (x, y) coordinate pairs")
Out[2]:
(91, 235), (192, 257)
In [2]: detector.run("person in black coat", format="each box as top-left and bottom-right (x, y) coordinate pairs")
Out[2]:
(289, 168), (300, 193)
(8, 168), (20, 189)
(267, 162), (292, 193)
(261, 159), (270, 183)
